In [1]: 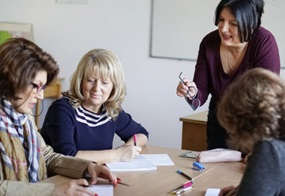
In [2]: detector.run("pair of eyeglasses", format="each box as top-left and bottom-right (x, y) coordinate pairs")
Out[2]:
(30, 82), (47, 93)
(178, 72), (201, 111)
(179, 72), (197, 99)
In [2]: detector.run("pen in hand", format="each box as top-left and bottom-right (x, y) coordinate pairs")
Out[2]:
(133, 134), (137, 146)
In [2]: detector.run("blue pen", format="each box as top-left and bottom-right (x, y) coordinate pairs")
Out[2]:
(177, 169), (192, 181)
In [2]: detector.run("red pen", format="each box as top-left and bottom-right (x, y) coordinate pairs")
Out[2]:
(133, 134), (137, 146)
(116, 178), (130, 186)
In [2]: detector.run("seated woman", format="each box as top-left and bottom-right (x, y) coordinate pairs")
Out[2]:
(41, 49), (149, 164)
(0, 38), (116, 195)
(217, 68), (285, 195)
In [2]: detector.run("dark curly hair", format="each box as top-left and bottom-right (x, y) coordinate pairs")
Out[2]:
(217, 68), (285, 153)
(0, 38), (59, 100)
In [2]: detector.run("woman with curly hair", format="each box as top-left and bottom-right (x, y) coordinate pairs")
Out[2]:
(217, 67), (285, 195)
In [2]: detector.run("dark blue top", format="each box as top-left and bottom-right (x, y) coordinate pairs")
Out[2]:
(41, 97), (149, 156)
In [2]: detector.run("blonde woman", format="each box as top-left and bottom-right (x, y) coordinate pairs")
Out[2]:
(41, 49), (148, 164)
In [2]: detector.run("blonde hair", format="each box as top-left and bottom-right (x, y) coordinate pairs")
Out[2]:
(217, 68), (285, 153)
(64, 49), (126, 119)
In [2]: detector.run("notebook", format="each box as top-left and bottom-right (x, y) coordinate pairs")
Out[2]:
(86, 184), (113, 196)
(140, 154), (174, 166)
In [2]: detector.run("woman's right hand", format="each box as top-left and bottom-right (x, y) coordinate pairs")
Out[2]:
(218, 185), (238, 196)
(176, 78), (197, 99)
(53, 179), (96, 196)
(115, 144), (142, 162)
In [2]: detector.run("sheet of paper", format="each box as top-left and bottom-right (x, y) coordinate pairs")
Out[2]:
(106, 156), (157, 171)
(140, 154), (174, 165)
(86, 184), (113, 196)
(205, 188), (221, 196)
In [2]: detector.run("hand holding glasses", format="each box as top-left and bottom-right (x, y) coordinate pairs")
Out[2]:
(178, 72), (201, 111)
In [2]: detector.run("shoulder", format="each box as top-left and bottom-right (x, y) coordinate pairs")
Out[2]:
(253, 139), (285, 161)
(115, 110), (139, 125)
(253, 139), (285, 175)
(50, 97), (73, 110)
(118, 109), (133, 118)
(46, 97), (75, 117)
(114, 109), (129, 120)
(251, 26), (277, 43)
(255, 26), (274, 37)
(198, 29), (220, 53)
(52, 96), (70, 105)
(201, 29), (220, 44)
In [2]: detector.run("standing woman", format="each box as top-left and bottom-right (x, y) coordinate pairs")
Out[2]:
(0, 38), (116, 195)
(176, 0), (280, 149)
(41, 48), (149, 164)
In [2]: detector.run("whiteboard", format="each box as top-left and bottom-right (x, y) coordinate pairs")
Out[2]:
(150, 0), (285, 67)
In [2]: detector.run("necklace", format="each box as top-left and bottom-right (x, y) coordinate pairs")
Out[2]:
(226, 46), (236, 71)
(226, 44), (247, 71)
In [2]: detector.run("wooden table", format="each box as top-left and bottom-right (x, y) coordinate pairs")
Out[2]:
(35, 78), (63, 128)
(41, 145), (244, 196)
(180, 111), (208, 151)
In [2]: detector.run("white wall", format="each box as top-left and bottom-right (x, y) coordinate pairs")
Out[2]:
(0, 0), (284, 150)
(0, 0), (208, 149)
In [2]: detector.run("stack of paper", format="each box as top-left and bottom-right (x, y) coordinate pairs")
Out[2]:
(106, 154), (174, 171)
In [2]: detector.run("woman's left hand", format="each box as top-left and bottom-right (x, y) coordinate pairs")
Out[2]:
(86, 163), (117, 185)
(218, 185), (238, 196)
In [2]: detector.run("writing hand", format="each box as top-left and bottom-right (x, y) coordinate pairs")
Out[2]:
(116, 144), (141, 162)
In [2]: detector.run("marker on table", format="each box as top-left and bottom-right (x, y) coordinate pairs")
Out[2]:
(170, 185), (193, 195)
(133, 134), (137, 146)
(167, 180), (193, 194)
(177, 169), (192, 181)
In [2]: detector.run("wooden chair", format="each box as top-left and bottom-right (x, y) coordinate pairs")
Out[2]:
(35, 78), (63, 128)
